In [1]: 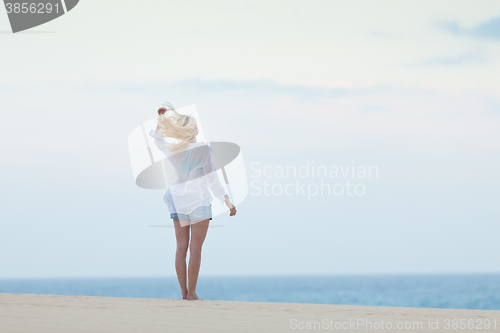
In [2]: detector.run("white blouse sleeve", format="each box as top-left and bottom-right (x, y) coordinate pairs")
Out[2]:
(202, 145), (228, 204)
(148, 129), (171, 152)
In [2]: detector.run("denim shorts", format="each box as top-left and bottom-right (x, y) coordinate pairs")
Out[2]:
(170, 204), (212, 223)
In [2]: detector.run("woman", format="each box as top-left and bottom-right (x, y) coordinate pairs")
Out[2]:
(148, 102), (237, 300)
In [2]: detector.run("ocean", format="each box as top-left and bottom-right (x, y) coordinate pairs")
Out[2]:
(1, 274), (499, 310)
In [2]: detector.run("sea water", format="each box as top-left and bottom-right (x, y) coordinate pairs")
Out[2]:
(1, 274), (499, 310)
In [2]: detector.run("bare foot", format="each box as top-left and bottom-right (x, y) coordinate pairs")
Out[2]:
(182, 293), (188, 300)
(187, 292), (203, 300)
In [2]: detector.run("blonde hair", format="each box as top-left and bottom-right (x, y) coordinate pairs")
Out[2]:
(156, 102), (197, 153)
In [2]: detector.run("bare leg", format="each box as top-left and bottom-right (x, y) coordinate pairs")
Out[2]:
(187, 219), (210, 300)
(173, 219), (190, 299)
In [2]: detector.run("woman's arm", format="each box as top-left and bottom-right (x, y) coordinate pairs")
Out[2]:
(149, 128), (170, 151)
(149, 108), (171, 152)
(202, 146), (237, 216)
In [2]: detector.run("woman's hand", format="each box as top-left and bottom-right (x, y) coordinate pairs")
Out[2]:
(224, 195), (237, 216)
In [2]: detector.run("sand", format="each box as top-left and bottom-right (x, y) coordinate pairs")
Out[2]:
(1, 293), (499, 332)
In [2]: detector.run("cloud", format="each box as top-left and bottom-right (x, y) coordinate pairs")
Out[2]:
(439, 15), (500, 40)
(409, 51), (488, 67)
(71, 79), (391, 101)
(369, 31), (403, 39)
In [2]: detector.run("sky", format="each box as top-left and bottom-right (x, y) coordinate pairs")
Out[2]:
(0, 0), (499, 278)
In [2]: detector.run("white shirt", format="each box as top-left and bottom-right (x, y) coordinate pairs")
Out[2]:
(149, 129), (228, 214)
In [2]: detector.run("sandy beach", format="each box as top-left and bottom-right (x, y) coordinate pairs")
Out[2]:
(1, 293), (499, 333)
